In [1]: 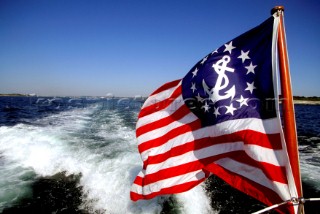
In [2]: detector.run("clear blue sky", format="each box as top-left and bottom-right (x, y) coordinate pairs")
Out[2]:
(1, 0), (319, 97)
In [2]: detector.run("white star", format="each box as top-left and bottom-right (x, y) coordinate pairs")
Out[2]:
(192, 67), (199, 77)
(224, 41), (236, 54)
(196, 93), (204, 102)
(238, 50), (250, 63)
(236, 95), (249, 107)
(201, 102), (210, 112)
(245, 62), (257, 74)
(191, 83), (197, 93)
(245, 82), (256, 94)
(200, 56), (208, 64)
(213, 107), (220, 117)
(211, 49), (218, 55)
(225, 103), (237, 115)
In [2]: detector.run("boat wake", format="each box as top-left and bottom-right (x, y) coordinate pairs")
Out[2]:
(0, 103), (214, 213)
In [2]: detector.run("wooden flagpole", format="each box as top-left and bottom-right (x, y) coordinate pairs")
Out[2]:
(271, 6), (304, 212)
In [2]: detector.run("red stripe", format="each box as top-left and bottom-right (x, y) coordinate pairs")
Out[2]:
(144, 138), (208, 166)
(132, 152), (288, 205)
(130, 179), (205, 201)
(144, 130), (282, 166)
(205, 164), (295, 214)
(136, 152), (244, 186)
(228, 152), (288, 183)
(138, 85), (182, 118)
(132, 163), (293, 212)
(237, 129), (283, 149)
(150, 79), (181, 96)
(136, 104), (190, 137)
(133, 176), (142, 185)
(139, 150), (286, 188)
(138, 120), (202, 153)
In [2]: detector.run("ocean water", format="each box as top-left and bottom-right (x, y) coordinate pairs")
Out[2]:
(0, 97), (319, 214)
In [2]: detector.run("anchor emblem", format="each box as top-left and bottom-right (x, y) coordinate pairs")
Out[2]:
(202, 55), (235, 103)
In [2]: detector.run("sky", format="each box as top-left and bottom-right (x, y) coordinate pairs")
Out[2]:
(0, 0), (319, 97)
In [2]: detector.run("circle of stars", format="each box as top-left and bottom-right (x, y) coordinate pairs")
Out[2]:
(189, 40), (258, 118)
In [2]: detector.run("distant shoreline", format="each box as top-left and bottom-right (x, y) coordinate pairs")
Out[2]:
(293, 100), (320, 105)
(0, 93), (30, 97)
(292, 96), (320, 105)
(1, 93), (320, 105)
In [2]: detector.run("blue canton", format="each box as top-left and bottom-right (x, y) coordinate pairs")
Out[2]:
(182, 17), (276, 127)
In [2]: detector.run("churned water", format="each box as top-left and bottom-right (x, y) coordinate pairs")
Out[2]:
(0, 97), (319, 213)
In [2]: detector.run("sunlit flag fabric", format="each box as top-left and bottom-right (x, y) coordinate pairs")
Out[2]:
(131, 15), (298, 213)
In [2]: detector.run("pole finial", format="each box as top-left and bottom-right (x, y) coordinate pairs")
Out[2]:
(271, 6), (284, 15)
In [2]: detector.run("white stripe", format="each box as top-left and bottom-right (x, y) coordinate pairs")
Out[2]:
(273, 13), (298, 203)
(137, 95), (185, 128)
(272, 15), (298, 202)
(140, 126), (199, 161)
(137, 112), (197, 144)
(146, 142), (244, 174)
(141, 81), (181, 109)
(140, 129), (198, 160)
(134, 150), (290, 199)
(215, 158), (291, 201)
(140, 117), (281, 160)
(245, 145), (287, 166)
(145, 141), (287, 175)
(131, 170), (205, 195)
(207, 117), (282, 137)
(137, 169), (146, 178)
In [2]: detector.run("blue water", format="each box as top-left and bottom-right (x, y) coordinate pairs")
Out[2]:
(0, 96), (319, 213)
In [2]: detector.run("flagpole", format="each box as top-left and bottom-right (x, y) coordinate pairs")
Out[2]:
(271, 6), (304, 211)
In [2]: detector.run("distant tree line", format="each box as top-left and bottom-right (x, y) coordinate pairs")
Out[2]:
(0, 93), (26, 97)
(1, 94), (320, 101)
(293, 96), (320, 101)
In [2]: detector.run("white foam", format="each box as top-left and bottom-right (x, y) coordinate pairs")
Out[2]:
(0, 106), (96, 211)
(0, 104), (215, 213)
(299, 147), (320, 190)
(175, 183), (216, 214)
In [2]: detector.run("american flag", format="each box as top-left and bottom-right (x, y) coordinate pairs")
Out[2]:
(130, 16), (298, 213)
